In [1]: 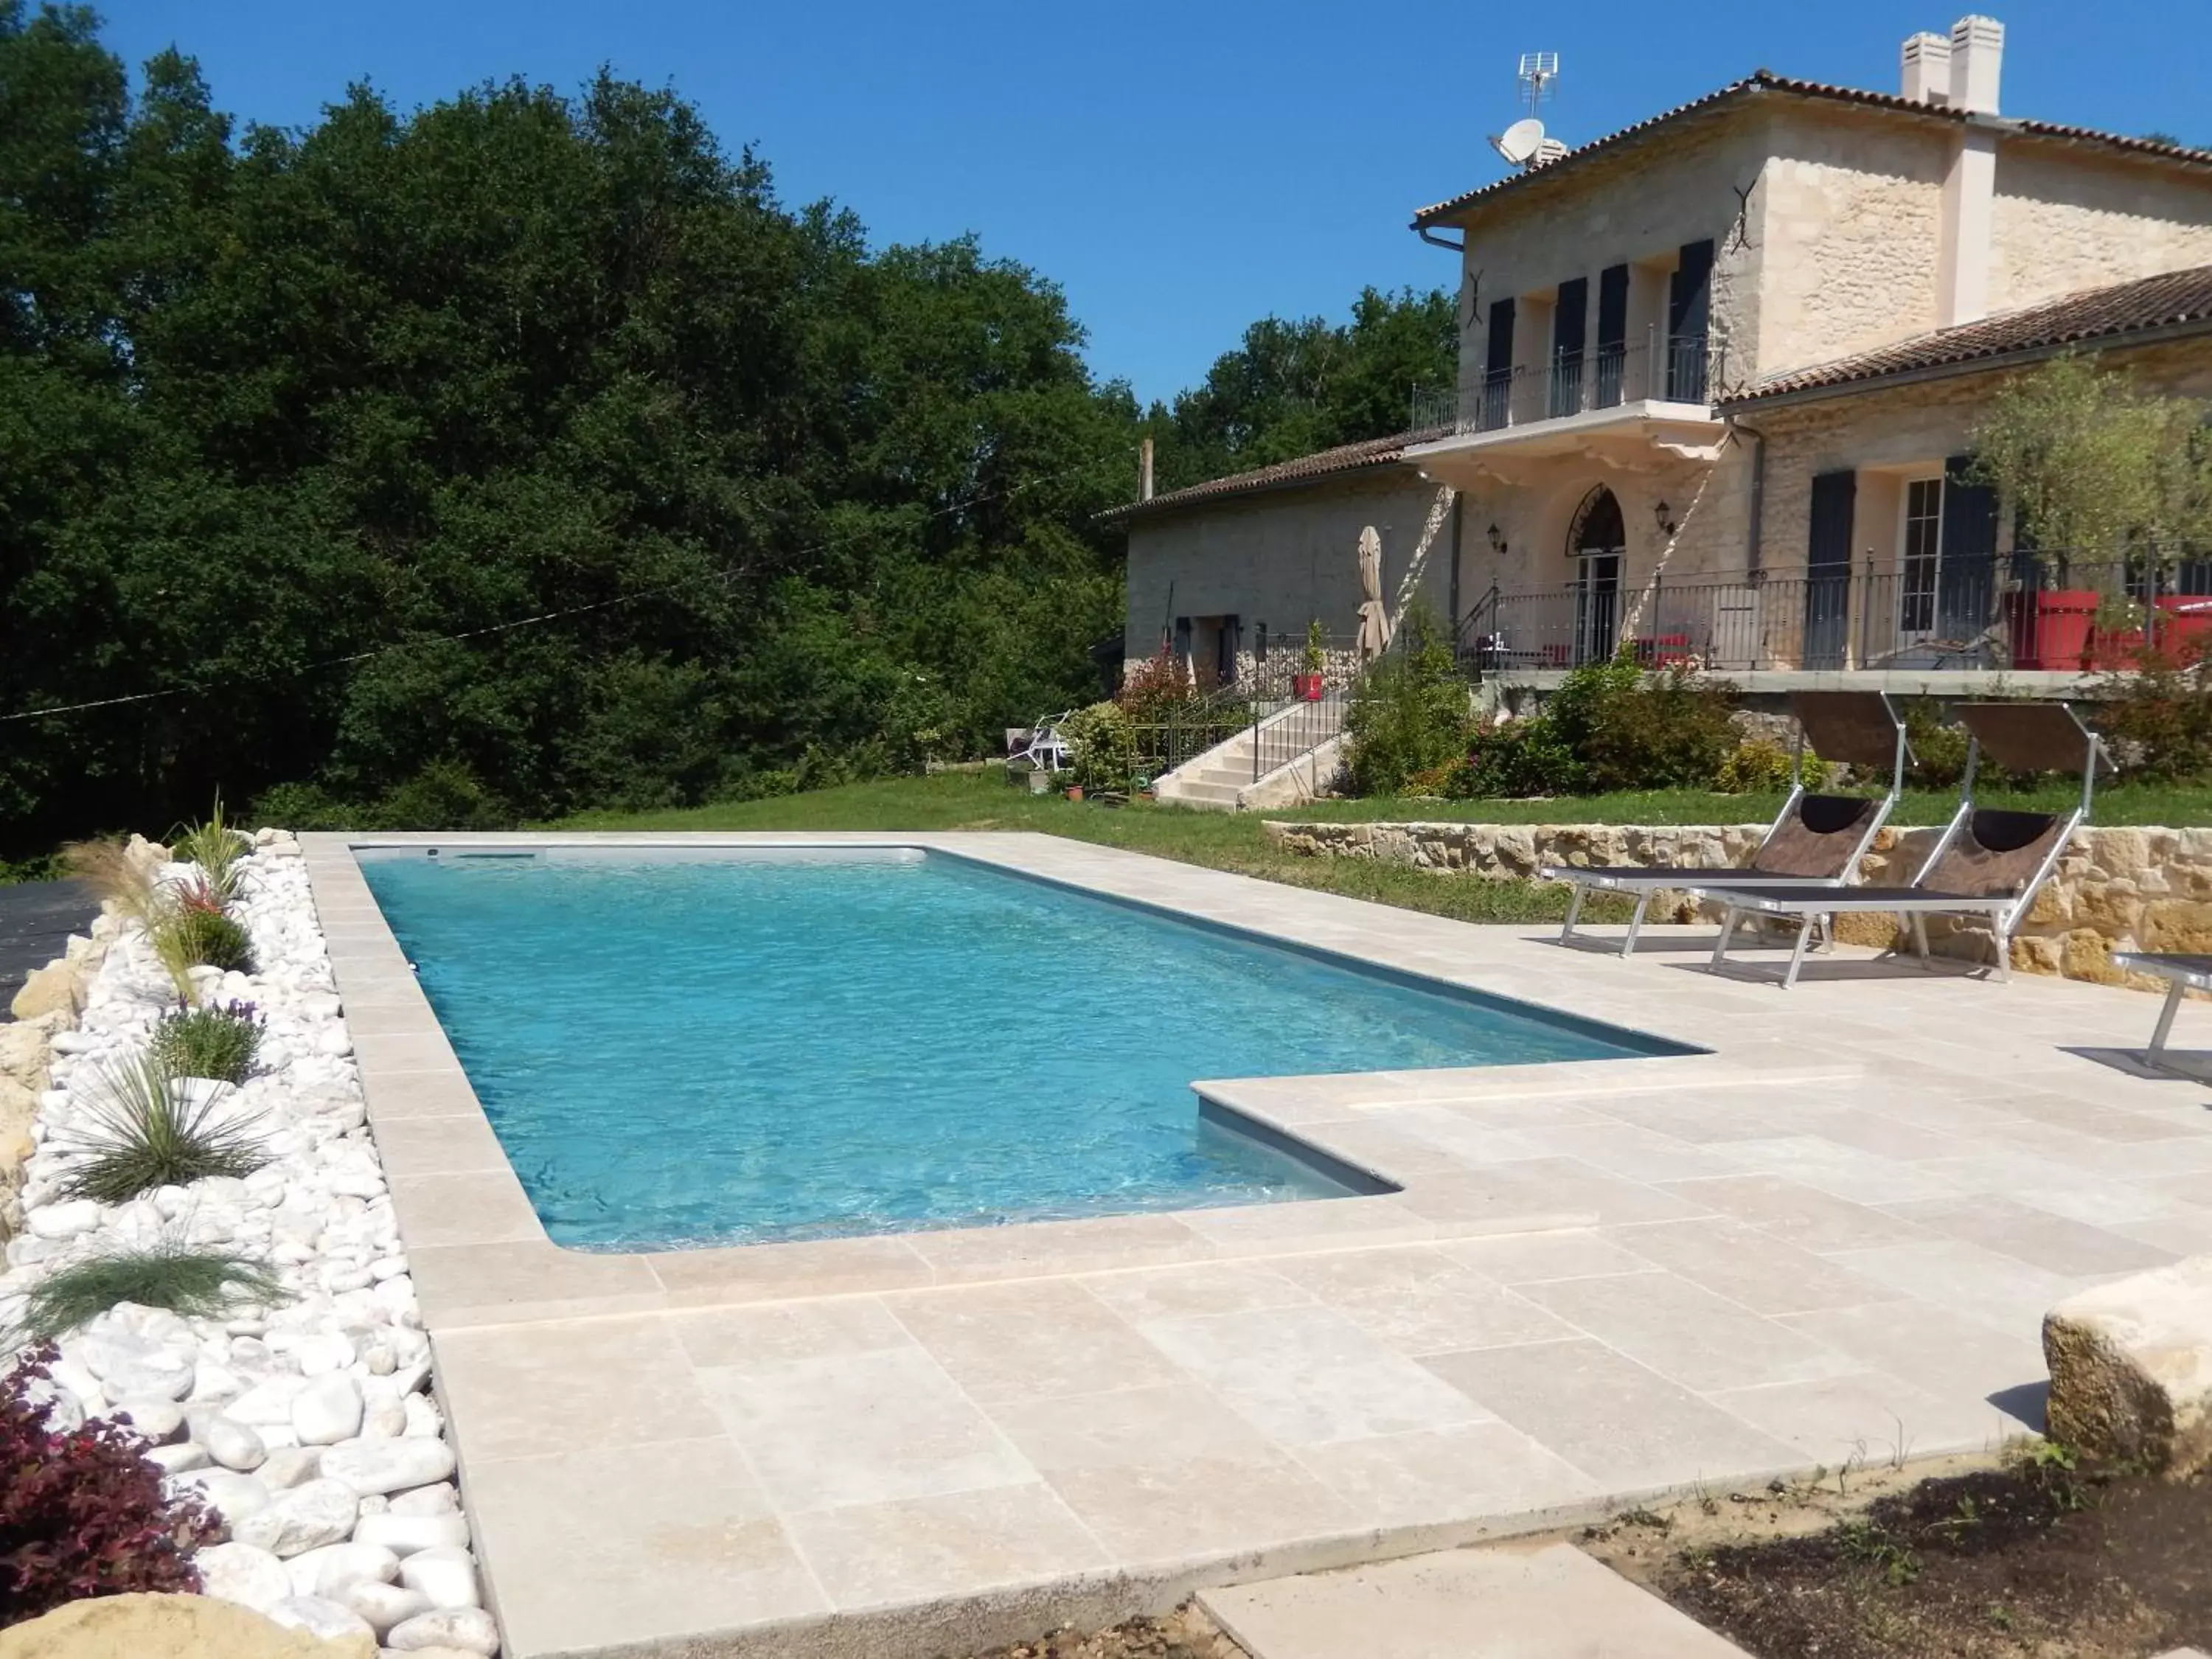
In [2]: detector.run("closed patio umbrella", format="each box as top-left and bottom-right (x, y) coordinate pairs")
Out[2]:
(1355, 525), (1392, 660)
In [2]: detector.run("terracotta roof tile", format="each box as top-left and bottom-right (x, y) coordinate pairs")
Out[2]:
(1723, 262), (2212, 404)
(1102, 428), (1444, 521)
(1413, 72), (2212, 228)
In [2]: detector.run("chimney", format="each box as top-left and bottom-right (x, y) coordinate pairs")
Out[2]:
(1901, 32), (1951, 103)
(1139, 437), (1155, 501)
(1947, 14), (2004, 114)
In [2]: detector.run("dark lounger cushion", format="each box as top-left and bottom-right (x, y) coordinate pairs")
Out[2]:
(1750, 795), (1877, 878)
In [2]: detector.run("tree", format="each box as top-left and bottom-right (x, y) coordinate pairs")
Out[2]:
(1969, 353), (2212, 560)
(1143, 286), (1455, 492)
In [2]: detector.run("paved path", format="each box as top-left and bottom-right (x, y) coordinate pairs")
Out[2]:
(1200, 1543), (1750, 1658)
(0, 880), (93, 1017)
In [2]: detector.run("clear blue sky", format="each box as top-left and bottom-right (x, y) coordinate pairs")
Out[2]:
(95, 0), (2208, 407)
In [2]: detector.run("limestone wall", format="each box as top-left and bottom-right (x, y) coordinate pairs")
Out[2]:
(1262, 818), (2212, 988)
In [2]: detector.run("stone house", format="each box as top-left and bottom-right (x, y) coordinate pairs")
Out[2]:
(1113, 14), (2212, 695)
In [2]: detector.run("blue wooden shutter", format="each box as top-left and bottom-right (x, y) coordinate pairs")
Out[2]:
(1666, 240), (1714, 400)
(1938, 453), (1998, 641)
(1804, 470), (1856, 667)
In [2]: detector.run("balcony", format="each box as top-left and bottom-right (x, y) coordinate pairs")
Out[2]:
(1405, 334), (1728, 482)
(1454, 554), (2212, 689)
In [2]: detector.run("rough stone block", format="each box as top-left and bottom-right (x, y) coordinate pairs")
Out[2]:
(2045, 1256), (2212, 1475)
(7, 962), (78, 1023)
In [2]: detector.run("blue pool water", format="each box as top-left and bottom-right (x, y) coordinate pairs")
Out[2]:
(358, 847), (1682, 1249)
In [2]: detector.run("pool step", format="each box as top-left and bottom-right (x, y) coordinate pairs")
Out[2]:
(1198, 1541), (1753, 1659)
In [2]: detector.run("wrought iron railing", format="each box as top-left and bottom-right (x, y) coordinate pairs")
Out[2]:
(1408, 332), (1729, 438)
(1455, 555), (2212, 678)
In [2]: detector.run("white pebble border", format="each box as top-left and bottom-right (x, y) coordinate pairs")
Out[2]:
(1, 832), (498, 1659)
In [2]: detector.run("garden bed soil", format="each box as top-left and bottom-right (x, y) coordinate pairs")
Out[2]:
(958, 1604), (1246, 1659)
(1588, 1450), (2212, 1658)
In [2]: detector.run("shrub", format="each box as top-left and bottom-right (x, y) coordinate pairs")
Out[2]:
(1115, 648), (1206, 720)
(1062, 701), (1136, 793)
(16, 1245), (288, 1343)
(1901, 699), (1972, 788)
(169, 793), (249, 903)
(148, 1001), (263, 1085)
(0, 1342), (220, 1624)
(2093, 640), (2212, 781)
(57, 1057), (265, 1205)
(1716, 740), (1834, 794)
(1447, 717), (1582, 798)
(1573, 664), (1738, 792)
(150, 906), (254, 982)
(1343, 605), (1472, 796)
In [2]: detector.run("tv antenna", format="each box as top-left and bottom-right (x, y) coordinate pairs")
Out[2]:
(1488, 54), (1565, 170)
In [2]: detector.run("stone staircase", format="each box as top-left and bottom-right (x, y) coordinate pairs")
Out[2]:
(1153, 695), (1346, 813)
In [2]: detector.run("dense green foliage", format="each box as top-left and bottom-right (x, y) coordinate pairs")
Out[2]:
(0, 3), (1142, 845)
(1141, 288), (1456, 493)
(1450, 659), (1739, 798)
(148, 999), (262, 1084)
(1342, 608), (1473, 796)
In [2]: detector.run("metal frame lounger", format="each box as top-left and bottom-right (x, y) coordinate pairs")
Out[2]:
(1695, 701), (2111, 990)
(1542, 690), (1908, 958)
(2110, 952), (2212, 1079)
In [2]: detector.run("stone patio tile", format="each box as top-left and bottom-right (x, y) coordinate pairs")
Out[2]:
(1506, 1121), (1745, 1183)
(1518, 1271), (1861, 1392)
(1703, 1371), (2011, 1465)
(2114, 1209), (2212, 1256)
(986, 1385), (1355, 1562)
(1652, 1175), (1936, 1252)
(408, 1239), (667, 1326)
(1790, 1109), (1979, 1162)
(1709, 1136), (1966, 1205)
(358, 1068), (484, 1121)
(671, 1296), (913, 1370)
(1077, 1261), (1312, 1324)
(368, 1111), (512, 1178)
(463, 1436), (825, 1657)
(1300, 1118), (1467, 1177)
(1439, 1229), (1661, 1284)
(2149, 1169), (2212, 1210)
(784, 1483), (1106, 1609)
(1291, 1421), (1604, 1527)
(347, 1028), (462, 1074)
(648, 1234), (935, 1304)
(1604, 1219), (1907, 1317)
(434, 1316), (721, 1464)
(2006, 1091), (2201, 1143)
(1778, 1302), (2046, 1428)
(886, 1279), (1185, 1403)
(1419, 1340), (1804, 1494)
(1396, 1158), (1703, 1228)
(1823, 1239), (2087, 1338)
(1880, 1195), (2178, 1276)
(1200, 1540), (1755, 1659)
(697, 1344), (1036, 1512)
(1267, 1245), (1579, 1355)
(905, 1212), (1211, 1281)
(1178, 1195), (1441, 1251)
(1137, 1304), (1490, 1446)
(384, 1169), (543, 1249)
(1913, 1150), (2179, 1227)
(1578, 1091), (1810, 1146)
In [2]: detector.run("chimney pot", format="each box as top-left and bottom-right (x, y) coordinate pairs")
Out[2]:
(1902, 31), (1952, 104)
(1948, 14), (2004, 115)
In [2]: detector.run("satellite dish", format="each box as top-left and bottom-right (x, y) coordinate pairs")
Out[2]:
(1490, 118), (1545, 166)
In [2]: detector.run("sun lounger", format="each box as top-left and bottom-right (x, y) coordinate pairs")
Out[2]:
(1696, 701), (2110, 989)
(2110, 952), (2212, 1077)
(1542, 690), (1907, 957)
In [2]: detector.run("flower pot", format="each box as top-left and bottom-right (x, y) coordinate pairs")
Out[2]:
(1064, 785), (1084, 801)
(1293, 672), (1324, 702)
(2006, 589), (2098, 670)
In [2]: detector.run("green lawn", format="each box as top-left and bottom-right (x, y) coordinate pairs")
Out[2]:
(560, 768), (2212, 932)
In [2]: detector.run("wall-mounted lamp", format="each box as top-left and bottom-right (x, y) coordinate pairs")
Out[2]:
(1653, 500), (1678, 538)
(1486, 522), (1508, 555)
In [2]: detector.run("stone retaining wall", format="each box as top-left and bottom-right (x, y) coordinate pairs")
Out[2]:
(1262, 818), (2212, 987)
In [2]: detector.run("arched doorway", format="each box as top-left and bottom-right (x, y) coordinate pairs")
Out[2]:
(1568, 486), (1624, 663)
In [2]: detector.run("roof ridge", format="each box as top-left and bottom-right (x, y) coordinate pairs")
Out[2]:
(1102, 427), (1444, 521)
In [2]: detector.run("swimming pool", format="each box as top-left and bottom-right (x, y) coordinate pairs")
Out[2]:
(357, 846), (1685, 1248)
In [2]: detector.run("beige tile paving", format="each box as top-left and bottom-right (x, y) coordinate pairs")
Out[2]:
(303, 830), (2212, 1658)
